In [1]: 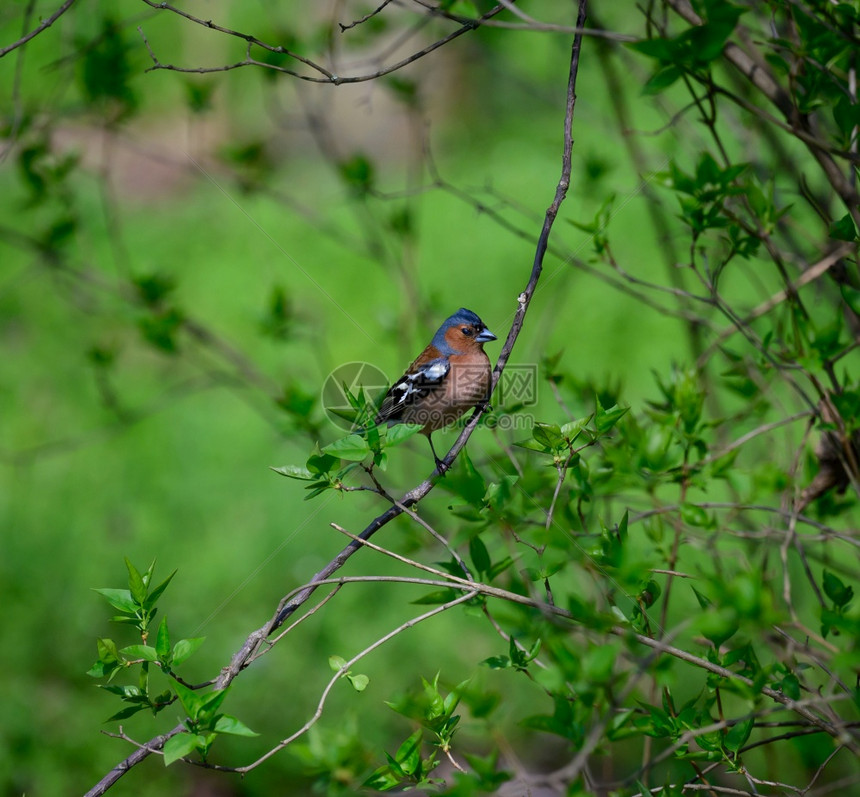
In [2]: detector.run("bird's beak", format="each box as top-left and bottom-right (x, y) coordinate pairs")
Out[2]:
(476, 328), (497, 343)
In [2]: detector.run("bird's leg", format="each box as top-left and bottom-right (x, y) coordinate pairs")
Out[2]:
(427, 434), (447, 474)
(474, 400), (492, 416)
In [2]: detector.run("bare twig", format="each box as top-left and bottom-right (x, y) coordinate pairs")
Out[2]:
(339, 0), (394, 32)
(232, 589), (479, 773)
(0, 0), (79, 58)
(138, 1), (509, 84)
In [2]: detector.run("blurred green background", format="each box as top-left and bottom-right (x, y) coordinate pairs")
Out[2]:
(2, 2), (855, 795)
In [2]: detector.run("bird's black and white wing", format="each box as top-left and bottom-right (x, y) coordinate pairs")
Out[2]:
(375, 357), (450, 423)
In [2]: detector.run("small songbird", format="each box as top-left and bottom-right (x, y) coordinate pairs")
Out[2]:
(375, 308), (497, 470)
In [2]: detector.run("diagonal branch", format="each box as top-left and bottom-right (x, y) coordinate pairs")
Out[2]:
(0, 0), (78, 58)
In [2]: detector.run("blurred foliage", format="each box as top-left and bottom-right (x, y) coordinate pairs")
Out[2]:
(1, 0), (859, 795)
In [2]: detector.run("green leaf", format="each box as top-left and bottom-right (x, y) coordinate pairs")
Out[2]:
(339, 154), (375, 196)
(347, 673), (370, 692)
(303, 480), (333, 500)
(638, 579), (661, 608)
(121, 645), (159, 662)
(142, 559), (157, 589)
(514, 437), (554, 454)
(411, 588), (459, 605)
(363, 766), (401, 791)
(780, 673), (801, 701)
(842, 286), (860, 317)
(322, 434), (370, 461)
(561, 416), (590, 441)
(93, 588), (137, 614)
(173, 680), (205, 720)
(88, 659), (120, 679)
(270, 464), (316, 480)
(829, 213), (858, 242)
(138, 308), (184, 353)
(134, 272), (176, 306)
(214, 714), (259, 736)
(98, 684), (141, 698)
(698, 608), (739, 648)
(521, 696), (581, 742)
(155, 617), (171, 660)
(385, 423), (424, 446)
(329, 655), (348, 672)
(394, 729), (423, 775)
(594, 400), (629, 433)
(199, 687), (230, 719)
(106, 704), (148, 722)
(487, 556), (514, 580)
(822, 570), (854, 608)
(125, 558), (146, 606)
(644, 64), (682, 94)
(627, 37), (674, 60)
(469, 535), (491, 575)
(185, 81), (215, 114)
(485, 476), (517, 511)
(724, 716), (754, 754)
(144, 569), (176, 610)
(96, 637), (121, 663)
(306, 450), (339, 475)
(163, 732), (199, 766)
(81, 19), (137, 115)
(172, 637), (206, 666)
(681, 503), (710, 527)
(834, 96), (860, 138)
(691, 586), (713, 609)
(532, 423), (563, 450)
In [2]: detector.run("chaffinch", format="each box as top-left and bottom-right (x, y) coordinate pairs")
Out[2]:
(375, 308), (497, 469)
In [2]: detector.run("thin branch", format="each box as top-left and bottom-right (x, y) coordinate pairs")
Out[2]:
(138, 1), (509, 84)
(234, 589), (479, 773)
(87, 723), (185, 796)
(339, 0), (394, 32)
(697, 244), (855, 368)
(0, 0), (79, 59)
(411, 0), (633, 39)
(138, 0), (332, 77)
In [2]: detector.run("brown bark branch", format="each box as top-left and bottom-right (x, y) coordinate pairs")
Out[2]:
(0, 0), (78, 58)
(138, 0), (508, 84)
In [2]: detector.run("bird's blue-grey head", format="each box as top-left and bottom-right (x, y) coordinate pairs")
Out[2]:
(431, 308), (497, 353)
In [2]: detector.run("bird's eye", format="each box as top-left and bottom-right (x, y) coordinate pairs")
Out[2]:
(461, 327), (473, 336)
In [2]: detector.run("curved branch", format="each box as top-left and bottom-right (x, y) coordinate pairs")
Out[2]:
(138, 1), (509, 85)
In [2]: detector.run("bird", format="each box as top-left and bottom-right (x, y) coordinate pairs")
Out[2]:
(375, 308), (497, 470)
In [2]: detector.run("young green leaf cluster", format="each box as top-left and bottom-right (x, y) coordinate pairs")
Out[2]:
(90, 559), (257, 766)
